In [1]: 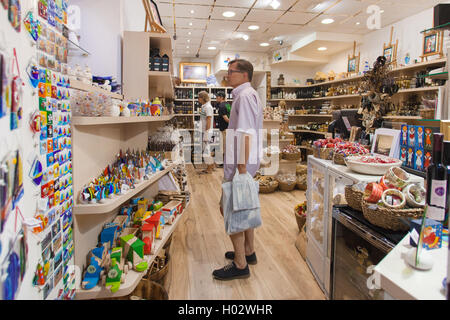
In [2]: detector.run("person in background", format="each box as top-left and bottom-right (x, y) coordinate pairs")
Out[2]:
(198, 91), (215, 174)
(212, 59), (263, 280)
(216, 91), (230, 168)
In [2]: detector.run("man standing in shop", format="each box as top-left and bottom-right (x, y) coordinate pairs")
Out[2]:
(216, 91), (230, 167)
(213, 59), (263, 280)
(198, 91), (215, 174)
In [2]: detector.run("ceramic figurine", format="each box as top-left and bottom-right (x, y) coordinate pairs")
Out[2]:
(120, 235), (148, 272)
(424, 128), (433, 150)
(401, 124), (408, 145)
(424, 151), (432, 169)
(416, 126), (424, 149)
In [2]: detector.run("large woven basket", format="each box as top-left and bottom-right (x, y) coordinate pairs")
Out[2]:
(361, 200), (424, 231)
(283, 152), (301, 161)
(259, 182), (278, 193)
(147, 252), (170, 285)
(344, 185), (364, 212)
(129, 279), (168, 300)
(313, 147), (320, 158)
(296, 175), (307, 190)
(320, 148), (334, 160)
(333, 152), (347, 165)
(279, 180), (296, 192)
(296, 164), (307, 176)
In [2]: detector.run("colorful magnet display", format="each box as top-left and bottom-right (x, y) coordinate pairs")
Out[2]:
(23, 11), (41, 41)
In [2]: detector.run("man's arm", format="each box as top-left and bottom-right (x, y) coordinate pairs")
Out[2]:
(237, 134), (250, 174)
(223, 115), (230, 123)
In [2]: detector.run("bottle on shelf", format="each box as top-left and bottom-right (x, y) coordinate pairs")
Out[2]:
(426, 133), (447, 222)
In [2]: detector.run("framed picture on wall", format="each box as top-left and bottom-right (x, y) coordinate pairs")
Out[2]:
(347, 56), (358, 73)
(149, 0), (163, 27)
(424, 33), (437, 55)
(179, 62), (211, 83)
(371, 128), (401, 158)
(420, 29), (444, 62)
(383, 46), (393, 63)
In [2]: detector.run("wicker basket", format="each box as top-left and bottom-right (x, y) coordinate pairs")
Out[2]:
(296, 175), (307, 190)
(294, 210), (306, 232)
(320, 148), (334, 160)
(279, 180), (296, 192)
(296, 164), (307, 176)
(313, 147), (320, 158)
(344, 185), (364, 212)
(259, 182), (278, 193)
(147, 252), (170, 285)
(283, 152), (301, 161)
(361, 200), (424, 231)
(333, 152), (347, 165)
(419, 109), (435, 119)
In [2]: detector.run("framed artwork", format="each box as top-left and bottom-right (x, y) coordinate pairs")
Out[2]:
(383, 26), (398, 67)
(179, 62), (211, 83)
(371, 128), (401, 158)
(142, 0), (166, 33)
(421, 29), (444, 62)
(347, 41), (360, 75)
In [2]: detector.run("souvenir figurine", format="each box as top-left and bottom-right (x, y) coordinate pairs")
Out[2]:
(408, 126), (416, 147)
(415, 126), (424, 149)
(400, 124), (408, 146)
(415, 149), (424, 171)
(407, 147), (414, 168)
(400, 146), (407, 166)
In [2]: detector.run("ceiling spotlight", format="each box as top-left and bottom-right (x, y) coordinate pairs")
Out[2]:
(321, 18), (334, 24)
(270, 0), (280, 9)
(208, 46), (216, 50)
(186, 46), (190, 49)
(356, 22), (360, 25)
(242, 34), (249, 40)
(188, 31), (191, 35)
(380, 10), (385, 13)
(187, 39), (190, 43)
(260, 42), (269, 47)
(223, 11), (236, 18)
(190, 10), (195, 14)
(318, 47), (327, 51)
(189, 22), (193, 26)
(248, 25), (259, 30)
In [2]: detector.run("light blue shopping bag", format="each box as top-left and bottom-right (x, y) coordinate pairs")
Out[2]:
(222, 173), (262, 235)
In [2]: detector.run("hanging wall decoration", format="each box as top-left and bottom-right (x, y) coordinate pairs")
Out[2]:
(420, 28), (444, 62)
(8, 0), (21, 32)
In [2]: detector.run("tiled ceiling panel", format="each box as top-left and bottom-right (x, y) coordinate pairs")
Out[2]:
(176, 17), (208, 29)
(175, 4), (212, 18)
(211, 6), (250, 20)
(244, 8), (284, 23)
(254, 0), (300, 11)
(156, 2), (173, 16)
(278, 11), (318, 25)
(215, 0), (256, 9)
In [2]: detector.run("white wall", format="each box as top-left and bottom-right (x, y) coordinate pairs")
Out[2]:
(319, 6), (450, 74)
(269, 63), (316, 87)
(69, 0), (123, 84)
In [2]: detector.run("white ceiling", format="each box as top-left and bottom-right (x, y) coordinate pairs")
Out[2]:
(129, 0), (443, 59)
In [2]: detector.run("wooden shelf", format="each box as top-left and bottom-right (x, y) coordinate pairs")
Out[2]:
(73, 162), (179, 215)
(396, 86), (443, 93)
(290, 129), (329, 135)
(288, 114), (332, 118)
(299, 146), (313, 150)
(72, 115), (174, 126)
(70, 79), (124, 100)
(173, 114), (193, 116)
(390, 58), (447, 73)
(75, 200), (190, 300)
(382, 116), (422, 120)
(148, 71), (174, 99)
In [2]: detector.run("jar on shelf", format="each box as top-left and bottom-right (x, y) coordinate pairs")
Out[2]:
(277, 74), (285, 86)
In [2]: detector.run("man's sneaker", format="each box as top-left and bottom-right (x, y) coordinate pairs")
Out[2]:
(212, 262), (250, 281)
(224, 251), (257, 265)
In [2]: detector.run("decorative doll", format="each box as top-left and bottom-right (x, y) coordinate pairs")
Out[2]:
(407, 147), (414, 168)
(408, 126), (416, 147)
(424, 128), (433, 150)
(416, 126), (424, 149)
(415, 149), (423, 171)
(424, 151), (432, 169)
(400, 146), (407, 165)
(401, 125), (408, 146)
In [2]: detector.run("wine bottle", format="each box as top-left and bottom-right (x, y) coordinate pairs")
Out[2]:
(442, 140), (450, 225)
(426, 133), (447, 221)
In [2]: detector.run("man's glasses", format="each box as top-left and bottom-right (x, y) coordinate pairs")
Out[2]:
(227, 69), (244, 75)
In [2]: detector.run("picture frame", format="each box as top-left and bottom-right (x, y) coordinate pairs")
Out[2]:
(347, 41), (360, 75)
(142, 0), (166, 33)
(383, 26), (398, 67)
(371, 128), (401, 158)
(179, 62), (211, 83)
(420, 29), (444, 62)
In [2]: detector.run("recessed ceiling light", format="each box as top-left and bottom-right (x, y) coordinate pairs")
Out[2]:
(380, 10), (384, 13)
(318, 47), (327, 51)
(223, 11), (236, 18)
(321, 18), (334, 24)
(242, 34), (249, 40)
(356, 22), (360, 25)
(260, 42), (269, 47)
(187, 39), (190, 42)
(270, 0), (280, 9)
(208, 46), (216, 50)
(248, 25), (259, 30)
(189, 22), (193, 26)
(186, 46), (189, 49)
(188, 31), (191, 35)
(190, 10), (195, 14)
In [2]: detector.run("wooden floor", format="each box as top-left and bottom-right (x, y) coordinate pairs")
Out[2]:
(164, 165), (325, 300)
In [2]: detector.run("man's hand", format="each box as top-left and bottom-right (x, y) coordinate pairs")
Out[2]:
(237, 164), (247, 174)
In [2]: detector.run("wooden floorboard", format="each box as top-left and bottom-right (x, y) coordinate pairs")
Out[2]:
(166, 165), (325, 300)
